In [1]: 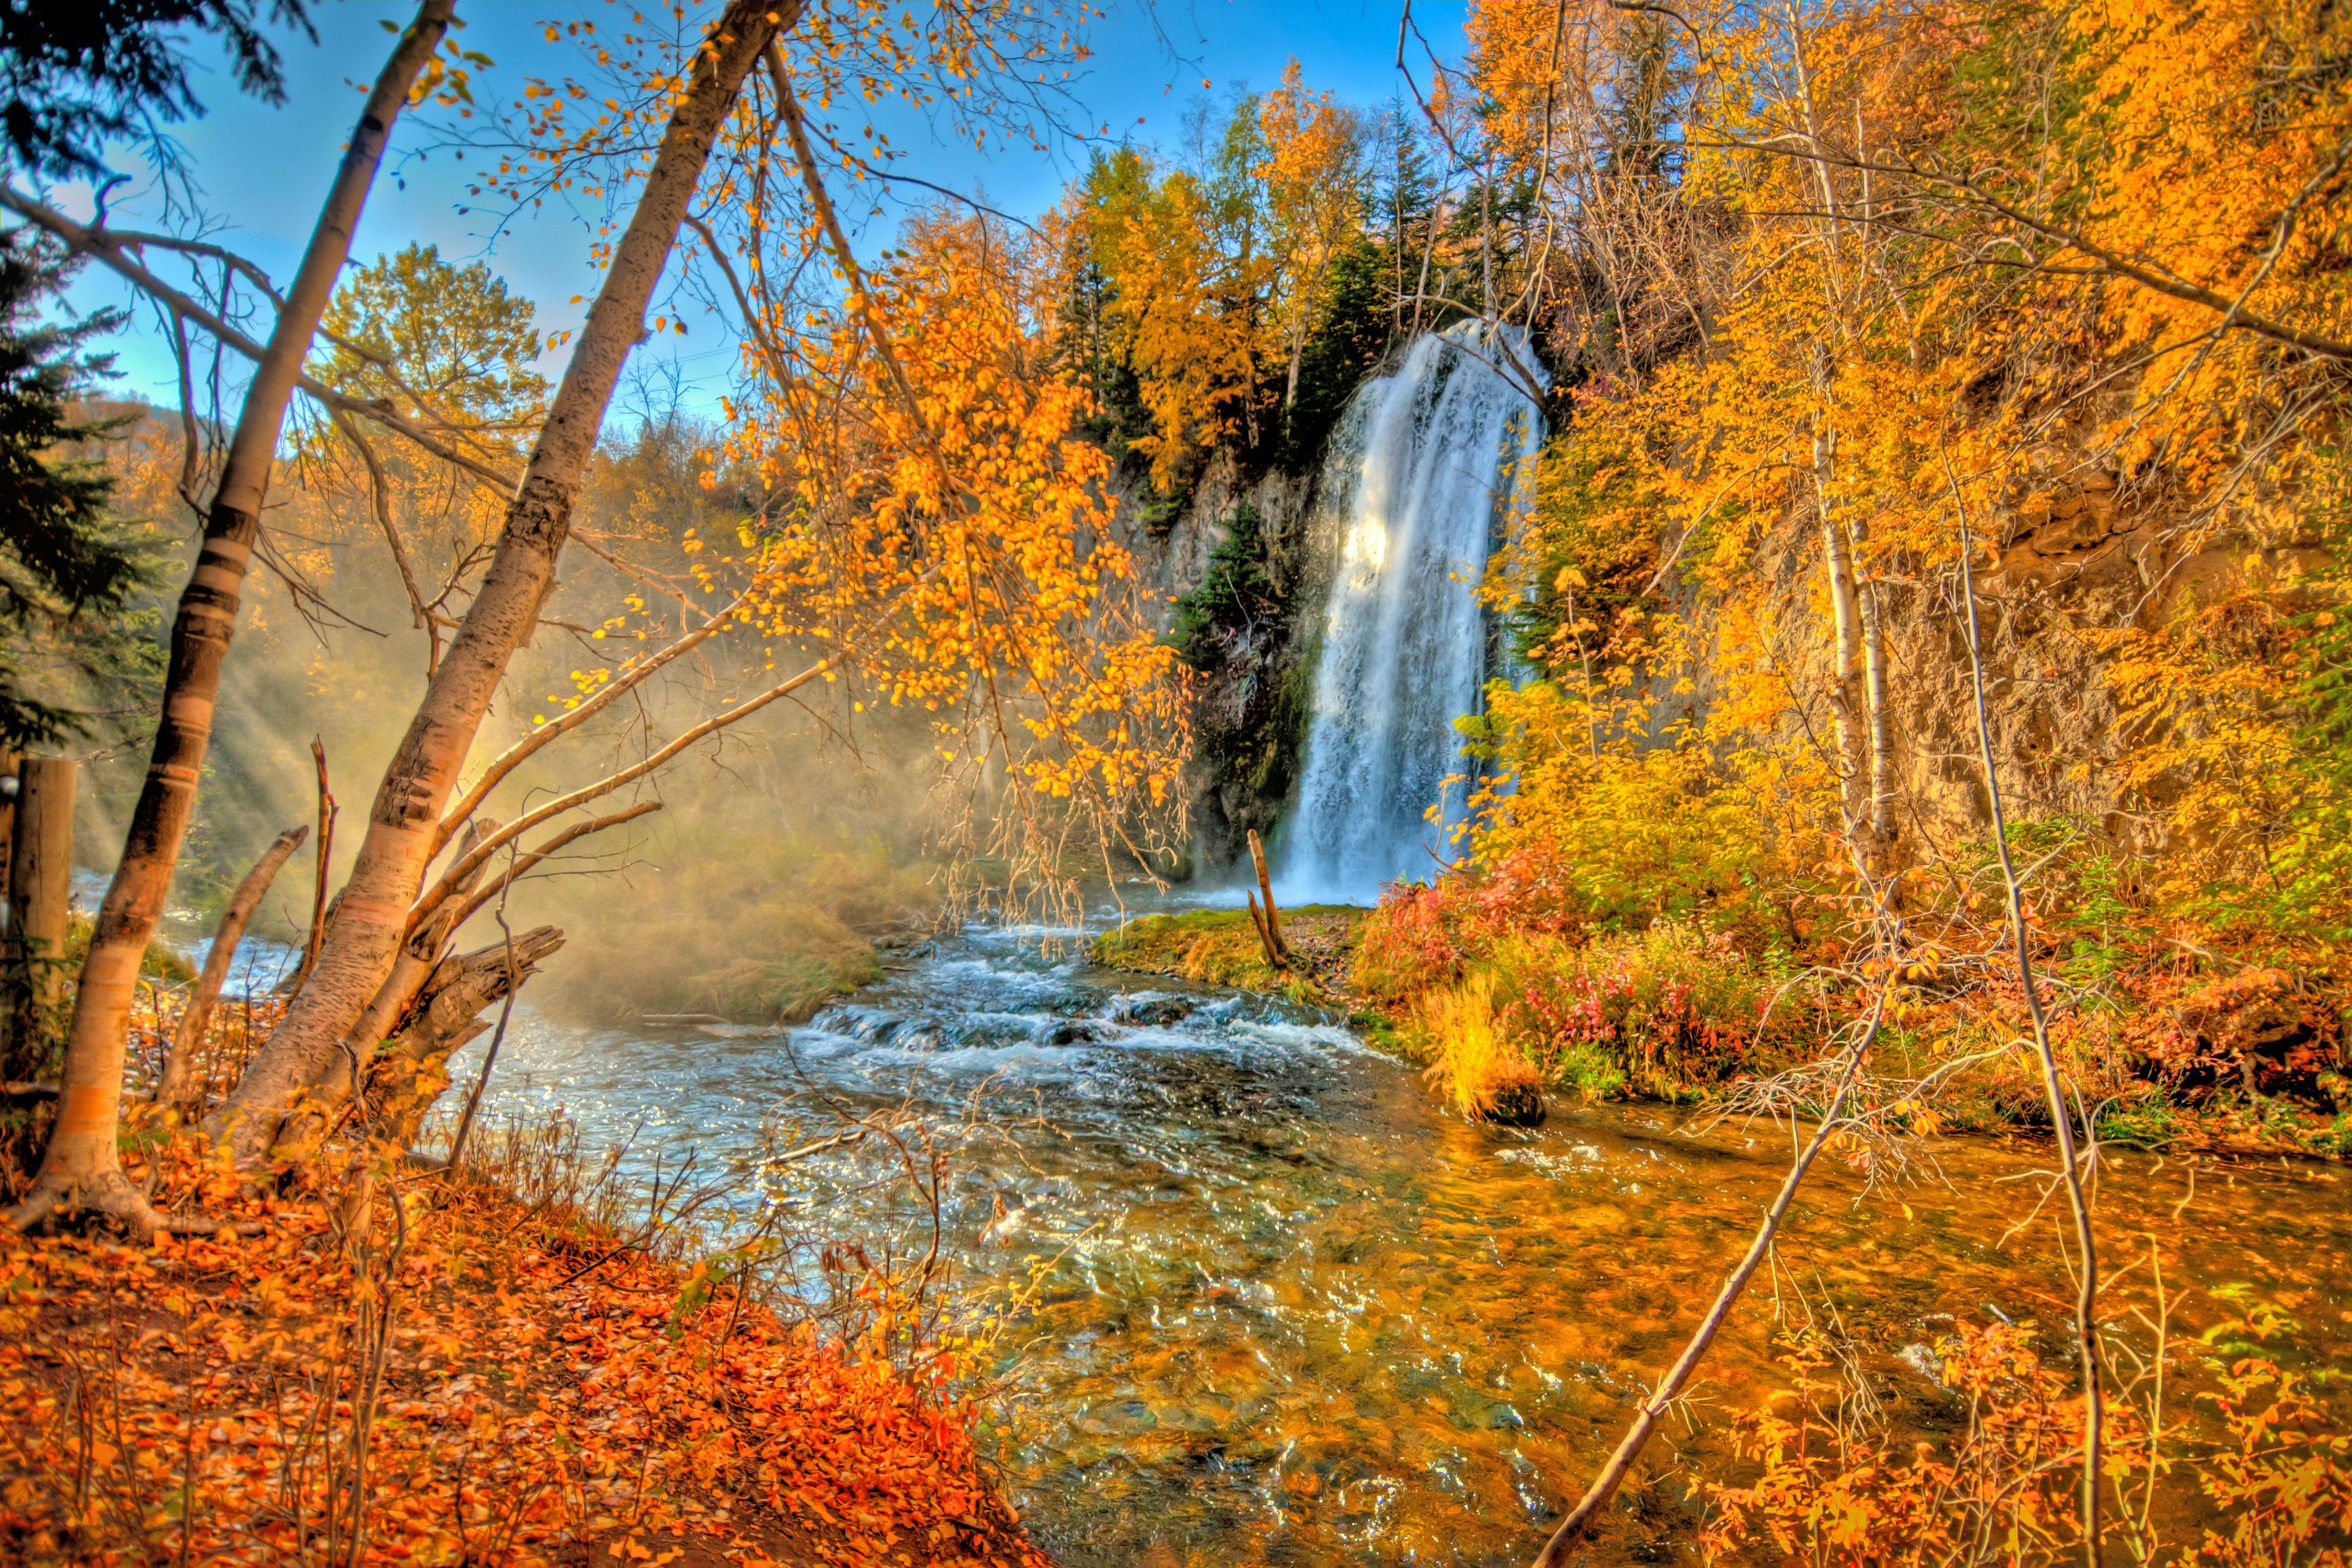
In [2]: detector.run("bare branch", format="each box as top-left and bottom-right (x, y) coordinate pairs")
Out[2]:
(0, 185), (529, 489)
(444, 800), (663, 936)
(407, 653), (841, 934)
(1533, 981), (1892, 1564)
(328, 409), (440, 671)
(432, 585), (750, 857)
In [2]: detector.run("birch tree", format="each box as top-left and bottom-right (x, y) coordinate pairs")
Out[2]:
(7, 0), (455, 1233)
(211, 0), (796, 1159)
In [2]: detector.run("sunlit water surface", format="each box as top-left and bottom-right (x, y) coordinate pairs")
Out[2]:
(447, 921), (2352, 1567)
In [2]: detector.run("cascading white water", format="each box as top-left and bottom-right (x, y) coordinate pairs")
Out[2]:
(1279, 322), (1544, 903)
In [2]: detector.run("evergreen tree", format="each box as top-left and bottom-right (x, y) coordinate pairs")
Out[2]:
(0, 0), (313, 178)
(1051, 231), (1148, 464)
(0, 231), (161, 747)
(1283, 236), (1391, 468)
(1374, 101), (1439, 334)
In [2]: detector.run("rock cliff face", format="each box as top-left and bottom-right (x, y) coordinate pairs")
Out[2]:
(1666, 447), (2330, 871)
(1955, 475), (2320, 853)
(1114, 447), (1336, 875)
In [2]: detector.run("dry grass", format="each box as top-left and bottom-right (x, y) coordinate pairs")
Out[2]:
(1088, 904), (1365, 1009)
(1409, 970), (1546, 1121)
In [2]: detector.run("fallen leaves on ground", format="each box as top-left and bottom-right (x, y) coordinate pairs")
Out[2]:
(0, 1151), (1048, 1568)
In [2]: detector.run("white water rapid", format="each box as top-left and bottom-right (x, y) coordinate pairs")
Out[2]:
(1279, 322), (1545, 903)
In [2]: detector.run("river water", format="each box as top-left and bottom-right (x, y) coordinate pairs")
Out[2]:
(452, 919), (2352, 1567)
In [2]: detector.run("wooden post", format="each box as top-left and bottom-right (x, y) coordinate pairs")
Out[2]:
(0, 748), (19, 922)
(1247, 829), (1289, 960)
(299, 736), (335, 982)
(4, 757), (75, 1082)
(1245, 889), (1285, 972)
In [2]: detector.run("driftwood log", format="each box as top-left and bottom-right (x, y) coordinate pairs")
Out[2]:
(362, 925), (565, 1148)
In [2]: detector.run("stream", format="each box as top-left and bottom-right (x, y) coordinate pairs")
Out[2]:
(449, 915), (2352, 1567)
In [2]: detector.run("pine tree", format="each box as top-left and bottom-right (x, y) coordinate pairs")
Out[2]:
(1374, 101), (1439, 335)
(0, 0), (313, 178)
(1283, 235), (1390, 468)
(0, 231), (160, 747)
(1050, 226), (1147, 463)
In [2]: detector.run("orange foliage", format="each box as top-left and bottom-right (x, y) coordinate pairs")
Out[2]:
(0, 1151), (1044, 1567)
(1701, 1321), (2135, 1565)
(1455, 0), (2352, 968)
(1701, 1306), (2352, 1567)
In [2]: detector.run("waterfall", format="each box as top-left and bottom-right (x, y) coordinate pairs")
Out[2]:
(1279, 322), (1545, 903)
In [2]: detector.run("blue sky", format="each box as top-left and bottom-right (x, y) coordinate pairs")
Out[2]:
(51, 0), (1468, 421)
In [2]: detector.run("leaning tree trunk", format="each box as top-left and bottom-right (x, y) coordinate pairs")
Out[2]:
(7, 1), (455, 1235)
(214, 0), (796, 1161)
(269, 819), (497, 1163)
(155, 822), (308, 1113)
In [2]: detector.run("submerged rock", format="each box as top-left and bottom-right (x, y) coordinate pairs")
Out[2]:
(1115, 995), (1195, 1028)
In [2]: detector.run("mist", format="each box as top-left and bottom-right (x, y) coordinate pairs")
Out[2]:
(74, 403), (955, 1026)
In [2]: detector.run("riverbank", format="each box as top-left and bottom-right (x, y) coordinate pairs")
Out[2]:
(0, 1129), (1046, 1568)
(1090, 899), (2352, 1157)
(1088, 905), (1369, 1014)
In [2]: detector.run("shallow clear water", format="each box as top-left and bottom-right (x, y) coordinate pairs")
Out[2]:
(452, 923), (2352, 1567)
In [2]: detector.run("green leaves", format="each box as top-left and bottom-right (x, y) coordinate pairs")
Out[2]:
(0, 230), (165, 748)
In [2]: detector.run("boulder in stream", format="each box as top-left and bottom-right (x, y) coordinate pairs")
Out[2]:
(1474, 1080), (1547, 1128)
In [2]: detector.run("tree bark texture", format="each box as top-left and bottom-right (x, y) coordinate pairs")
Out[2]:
(274, 819), (498, 1160)
(1247, 829), (1289, 960)
(1807, 346), (1897, 874)
(1811, 402), (1862, 777)
(0, 749), (17, 920)
(155, 823), (307, 1113)
(300, 737), (335, 980)
(9, 1), (453, 1228)
(1862, 579), (1896, 852)
(215, 1), (799, 1161)
(2, 758), (74, 1084)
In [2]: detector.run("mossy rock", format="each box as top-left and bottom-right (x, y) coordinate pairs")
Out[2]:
(1474, 1080), (1546, 1128)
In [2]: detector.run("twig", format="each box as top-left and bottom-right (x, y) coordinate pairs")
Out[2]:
(442, 800), (663, 934)
(444, 848), (522, 1173)
(1532, 980), (1893, 1564)
(407, 654), (839, 932)
(1941, 424), (2104, 1563)
(300, 738), (336, 983)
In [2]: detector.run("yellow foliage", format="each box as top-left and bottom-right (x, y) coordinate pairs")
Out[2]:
(1411, 969), (1542, 1120)
(1075, 147), (1267, 486)
(1459, 0), (2352, 957)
